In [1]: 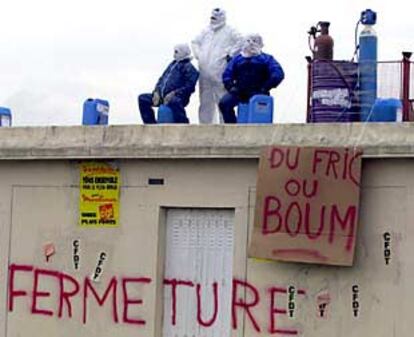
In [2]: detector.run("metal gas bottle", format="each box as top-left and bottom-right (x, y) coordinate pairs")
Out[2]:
(358, 9), (378, 121)
(313, 22), (334, 60)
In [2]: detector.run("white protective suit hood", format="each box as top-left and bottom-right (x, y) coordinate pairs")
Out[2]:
(173, 44), (192, 61)
(191, 8), (242, 123)
(241, 34), (264, 57)
(209, 8), (226, 31)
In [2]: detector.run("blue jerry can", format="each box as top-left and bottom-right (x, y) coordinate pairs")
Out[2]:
(248, 95), (273, 123)
(0, 107), (12, 127)
(82, 98), (109, 125)
(369, 98), (402, 122)
(157, 105), (174, 123)
(237, 103), (249, 123)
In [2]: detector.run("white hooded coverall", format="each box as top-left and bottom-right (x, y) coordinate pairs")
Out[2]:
(192, 9), (242, 124)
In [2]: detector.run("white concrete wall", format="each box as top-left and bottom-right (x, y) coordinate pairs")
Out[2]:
(0, 156), (412, 337)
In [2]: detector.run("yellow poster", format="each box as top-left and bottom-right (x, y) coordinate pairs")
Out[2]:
(79, 162), (120, 228)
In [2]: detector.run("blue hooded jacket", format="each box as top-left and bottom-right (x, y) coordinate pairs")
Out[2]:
(155, 58), (199, 104)
(222, 53), (284, 101)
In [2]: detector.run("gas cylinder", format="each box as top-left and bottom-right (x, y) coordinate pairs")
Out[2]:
(313, 22), (334, 60)
(358, 9), (378, 121)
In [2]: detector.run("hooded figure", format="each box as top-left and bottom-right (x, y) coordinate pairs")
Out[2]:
(138, 44), (199, 124)
(192, 8), (242, 123)
(219, 34), (285, 123)
(241, 34), (264, 57)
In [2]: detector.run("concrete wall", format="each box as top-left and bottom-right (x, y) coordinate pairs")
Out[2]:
(1, 125), (413, 337)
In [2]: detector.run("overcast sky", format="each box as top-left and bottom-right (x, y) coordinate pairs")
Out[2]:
(0, 0), (412, 126)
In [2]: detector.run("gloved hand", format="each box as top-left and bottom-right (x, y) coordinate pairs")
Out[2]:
(226, 55), (232, 63)
(163, 91), (176, 104)
(152, 91), (161, 107)
(229, 86), (239, 96)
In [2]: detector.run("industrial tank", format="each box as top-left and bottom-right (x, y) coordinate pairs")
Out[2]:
(310, 60), (359, 122)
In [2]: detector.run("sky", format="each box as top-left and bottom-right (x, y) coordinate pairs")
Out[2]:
(0, 0), (412, 126)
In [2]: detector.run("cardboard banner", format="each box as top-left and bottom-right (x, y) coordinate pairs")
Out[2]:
(249, 146), (362, 266)
(79, 162), (120, 228)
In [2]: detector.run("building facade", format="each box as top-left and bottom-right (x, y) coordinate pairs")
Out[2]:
(0, 124), (413, 337)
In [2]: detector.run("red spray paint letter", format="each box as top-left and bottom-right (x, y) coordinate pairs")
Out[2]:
(329, 205), (357, 251)
(58, 271), (81, 319)
(269, 147), (300, 170)
(8, 264), (33, 312)
(83, 277), (118, 324)
(269, 287), (300, 335)
(164, 279), (194, 326)
(263, 196), (282, 235)
(196, 282), (219, 327)
(122, 277), (152, 326)
(31, 268), (59, 316)
(232, 279), (261, 332)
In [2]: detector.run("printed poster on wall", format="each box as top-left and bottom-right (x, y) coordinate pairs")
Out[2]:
(249, 146), (362, 266)
(79, 162), (120, 228)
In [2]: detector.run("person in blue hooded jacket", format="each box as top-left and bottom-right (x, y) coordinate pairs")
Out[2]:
(219, 34), (285, 123)
(138, 44), (199, 124)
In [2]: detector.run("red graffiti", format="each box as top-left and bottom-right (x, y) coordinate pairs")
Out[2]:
(312, 148), (362, 187)
(257, 146), (362, 264)
(272, 249), (328, 262)
(164, 278), (194, 326)
(9, 264), (152, 327)
(83, 276), (119, 324)
(122, 277), (151, 325)
(269, 147), (301, 171)
(329, 205), (357, 251)
(262, 195), (357, 251)
(284, 179), (318, 198)
(269, 287), (306, 335)
(58, 271), (80, 318)
(32, 268), (59, 316)
(232, 279), (261, 332)
(9, 263), (310, 334)
(196, 282), (219, 327)
(9, 264), (33, 312)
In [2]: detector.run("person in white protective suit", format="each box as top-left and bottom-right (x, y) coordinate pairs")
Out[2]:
(192, 8), (242, 124)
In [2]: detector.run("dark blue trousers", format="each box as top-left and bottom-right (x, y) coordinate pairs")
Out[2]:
(138, 93), (189, 124)
(218, 93), (241, 124)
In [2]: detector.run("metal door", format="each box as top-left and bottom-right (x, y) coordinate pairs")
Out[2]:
(163, 208), (234, 337)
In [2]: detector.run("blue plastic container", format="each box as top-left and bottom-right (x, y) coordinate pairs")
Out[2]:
(82, 98), (109, 125)
(368, 98), (402, 122)
(248, 95), (273, 123)
(0, 107), (12, 127)
(157, 104), (174, 123)
(237, 103), (249, 123)
(237, 95), (273, 124)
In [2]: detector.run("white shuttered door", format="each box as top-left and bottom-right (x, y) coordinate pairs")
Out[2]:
(163, 209), (234, 337)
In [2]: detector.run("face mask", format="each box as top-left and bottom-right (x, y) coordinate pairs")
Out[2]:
(209, 8), (226, 31)
(173, 44), (191, 61)
(241, 35), (264, 57)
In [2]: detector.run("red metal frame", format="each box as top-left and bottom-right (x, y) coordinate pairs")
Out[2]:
(306, 53), (413, 123)
(306, 56), (312, 123)
(401, 52), (412, 121)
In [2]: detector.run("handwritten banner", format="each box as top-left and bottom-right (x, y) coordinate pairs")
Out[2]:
(79, 162), (120, 228)
(249, 146), (362, 266)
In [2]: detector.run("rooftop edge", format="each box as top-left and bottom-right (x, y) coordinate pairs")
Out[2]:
(0, 123), (413, 160)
